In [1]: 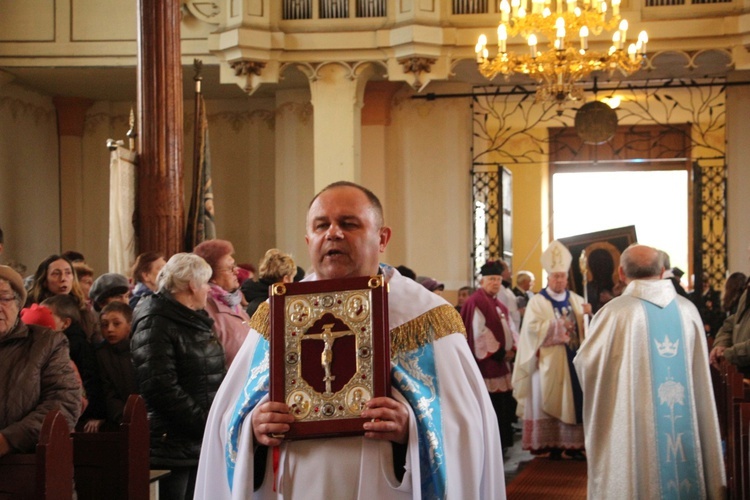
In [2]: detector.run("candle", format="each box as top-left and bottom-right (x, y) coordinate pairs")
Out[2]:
(638, 31), (648, 54)
(511, 0), (520, 16)
(619, 19), (628, 46)
(611, 0), (620, 16)
(498, 24), (508, 53)
(556, 17), (566, 50)
(612, 31), (621, 50)
(580, 26), (589, 51)
(500, 0), (511, 22)
(628, 43), (637, 62)
(476, 35), (487, 62)
(529, 34), (538, 57)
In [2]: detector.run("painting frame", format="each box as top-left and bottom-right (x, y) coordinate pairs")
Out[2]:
(558, 225), (638, 305)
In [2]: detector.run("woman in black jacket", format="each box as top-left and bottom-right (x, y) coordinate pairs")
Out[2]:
(130, 253), (226, 500)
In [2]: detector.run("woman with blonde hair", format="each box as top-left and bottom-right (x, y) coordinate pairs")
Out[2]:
(130, 253), (225, 500)
(241, 248), (296, 318)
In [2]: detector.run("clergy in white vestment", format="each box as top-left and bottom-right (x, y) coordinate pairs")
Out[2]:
(194, 182), (506, 499)
(512, 240), (589, 459)
(574, 244), (726, 499)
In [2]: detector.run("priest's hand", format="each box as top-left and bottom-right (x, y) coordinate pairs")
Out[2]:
(361, 397), (409, 444)
(582, 303), (593, 315)
(251, 401), (295, 446)
(710, 345), (727, 369)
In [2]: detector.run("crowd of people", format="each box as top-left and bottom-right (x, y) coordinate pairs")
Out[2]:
(0, 186), (745, 498)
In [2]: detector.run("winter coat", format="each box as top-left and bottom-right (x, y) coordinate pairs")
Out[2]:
(203, 289), (250, 369)
(241, 278), (273, 318)
(64, 321), (106, 423)
(95, 338), (137, 425)
(0, 321), (82, 452)
(130, 292), (226, 466)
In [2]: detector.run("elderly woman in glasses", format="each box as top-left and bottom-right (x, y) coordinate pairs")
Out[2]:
(130, 253), (226, 500)
(0, 265), (81, 459)
(193, 239), (251, 369)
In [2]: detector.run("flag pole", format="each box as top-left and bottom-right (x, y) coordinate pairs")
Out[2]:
(185, 59), (204, 251)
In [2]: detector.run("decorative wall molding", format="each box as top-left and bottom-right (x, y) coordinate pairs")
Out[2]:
(0, 95), (55, 125)
(183, 0), (221, 24)
(231, 60), (267, 77)
(398, 57), (436, 90)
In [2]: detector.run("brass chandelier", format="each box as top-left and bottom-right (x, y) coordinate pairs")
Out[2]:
(475, 0), (648, 112)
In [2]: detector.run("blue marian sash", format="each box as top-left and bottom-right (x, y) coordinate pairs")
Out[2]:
(643, 299), (700, 499)
(224, 337), (270, 487)
(392, 343), (446, 499)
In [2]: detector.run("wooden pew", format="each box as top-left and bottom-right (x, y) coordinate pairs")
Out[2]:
(72, 394), (150, 500)
(736, 402), (750, 499)
(722, 360), (750, 499)
(0, 409), (74, 500)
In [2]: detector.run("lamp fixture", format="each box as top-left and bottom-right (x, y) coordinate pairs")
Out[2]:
(475, 0), (647, 114)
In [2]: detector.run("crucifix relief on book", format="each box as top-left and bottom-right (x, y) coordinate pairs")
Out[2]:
(269, 276), (391, 439)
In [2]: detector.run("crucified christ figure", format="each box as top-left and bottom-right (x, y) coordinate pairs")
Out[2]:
(303, 323), (354, 395)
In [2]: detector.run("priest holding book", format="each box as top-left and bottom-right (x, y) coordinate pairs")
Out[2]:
(196, 181), (505, 499)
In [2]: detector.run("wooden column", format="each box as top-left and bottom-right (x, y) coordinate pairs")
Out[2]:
(136, 0), (184, 256)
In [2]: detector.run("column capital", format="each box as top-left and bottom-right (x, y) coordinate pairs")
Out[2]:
(52, 97), (94, 137)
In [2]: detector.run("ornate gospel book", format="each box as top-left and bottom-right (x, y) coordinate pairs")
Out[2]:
(269, 275), (391, 439)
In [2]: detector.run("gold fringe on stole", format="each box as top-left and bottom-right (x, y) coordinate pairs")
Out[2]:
(389, 304), (466, 356)
(249, 301), (270, 340)
(247, 302), (465, 356)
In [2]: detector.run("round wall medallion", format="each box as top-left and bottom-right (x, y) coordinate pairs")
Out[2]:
(574, 101), (618, 145)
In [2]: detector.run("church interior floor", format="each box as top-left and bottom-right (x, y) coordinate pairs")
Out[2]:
(504, 427), (588, 499)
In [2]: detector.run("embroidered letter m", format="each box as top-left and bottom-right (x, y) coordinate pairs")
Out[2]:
(666, 432), (686, 463)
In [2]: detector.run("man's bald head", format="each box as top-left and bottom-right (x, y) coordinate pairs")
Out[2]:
(619, 244), (664, 283)
(308, 181), (384, 228)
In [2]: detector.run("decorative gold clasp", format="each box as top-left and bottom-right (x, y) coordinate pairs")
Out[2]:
(368, 276), (383, 289)
(272, 283), (287, 296)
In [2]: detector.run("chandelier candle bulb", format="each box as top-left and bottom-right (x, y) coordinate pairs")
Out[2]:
(529, 34), (538, 57)
(638, 31), (648, 54)
(580, 26), (589, 51)
(501, 0), (511, 22)
(556, 17), (566, 50)
(611, 0), (620, 16)
(628, 43), (637, 62)
(512, 0), (521, 16)
(498, 24), (508, 53)
(619, 20), (628, 47)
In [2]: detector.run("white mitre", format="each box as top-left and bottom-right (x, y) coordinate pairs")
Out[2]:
(541, 240), (572, 273)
